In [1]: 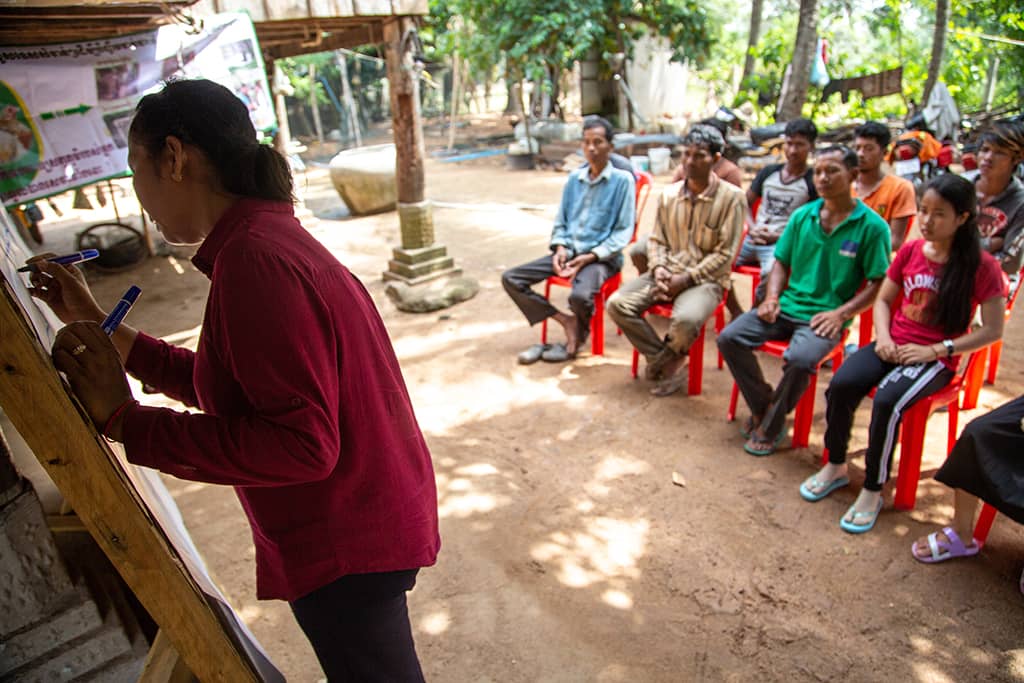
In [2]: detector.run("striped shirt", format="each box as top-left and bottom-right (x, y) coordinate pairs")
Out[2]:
(648, 173), (746, 288)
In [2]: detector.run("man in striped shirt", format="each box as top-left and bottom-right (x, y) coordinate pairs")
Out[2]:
(608, 125), (746, 396)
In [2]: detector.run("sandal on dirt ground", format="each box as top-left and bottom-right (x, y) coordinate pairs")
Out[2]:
(743, 430), (784, 457)
(799, 474), (850, 502)
(839, 497), (884, 534)
(541, 343), (576, 363)
(911, 527), (980, 564)
(650, 371), (687, 397)
(739, 415), (761, 439)
(517, 343), (550, 365)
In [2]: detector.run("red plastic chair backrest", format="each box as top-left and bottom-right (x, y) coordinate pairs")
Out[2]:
(632, 170), (653, 242)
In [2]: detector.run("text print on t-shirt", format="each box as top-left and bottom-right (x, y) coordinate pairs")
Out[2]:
(839, 240), (859, 258)
(902, 272), (939, 324)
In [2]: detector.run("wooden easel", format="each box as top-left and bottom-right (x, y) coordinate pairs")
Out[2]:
(0, 273), (273, 681)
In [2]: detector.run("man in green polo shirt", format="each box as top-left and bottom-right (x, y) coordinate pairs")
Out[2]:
(717, 146), (891, 456)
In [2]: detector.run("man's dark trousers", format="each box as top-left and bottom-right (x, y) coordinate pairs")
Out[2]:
(502, 254), (619, 341)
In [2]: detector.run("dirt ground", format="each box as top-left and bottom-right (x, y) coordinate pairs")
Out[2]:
(28, 126), (1024, 682)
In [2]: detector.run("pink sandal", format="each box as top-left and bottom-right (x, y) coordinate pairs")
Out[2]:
(911, 527), (980, 564)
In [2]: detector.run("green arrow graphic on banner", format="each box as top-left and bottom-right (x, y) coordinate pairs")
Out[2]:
(39, 104), (92, 120)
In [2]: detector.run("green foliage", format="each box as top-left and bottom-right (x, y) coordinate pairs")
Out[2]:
(426, 0), (714, 108)
(712, 0), (1021, 127)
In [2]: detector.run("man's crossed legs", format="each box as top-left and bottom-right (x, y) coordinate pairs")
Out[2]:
(608, 273), (723, 396)
(717, 310), (841, 455)
(502, 255), (618, 363)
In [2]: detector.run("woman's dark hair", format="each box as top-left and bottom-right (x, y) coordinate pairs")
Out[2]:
(129, 79), (293, 203)
(853, 121), (891, 149)
(926, 174), (981, 335)
(582, 115), (615, 143)
(817, 144), (858, 170)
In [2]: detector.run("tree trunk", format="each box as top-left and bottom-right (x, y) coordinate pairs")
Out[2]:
(741, 0), (764, 86)
(922, 0), (949, 106)
(775, 0), (818, 122)
(308, 64), (324, 143)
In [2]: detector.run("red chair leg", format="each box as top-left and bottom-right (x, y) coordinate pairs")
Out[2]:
(821, 447), (829, 465)
(792, 373), (817, 449)
(592, 297), (605, 356)
(974, 504), (998, 546)
(631, 349), (640, 378)
(894, 404), (928, 511)
(727, 382), (740, 422)
(715, 305), (726, 370)
(946, 398), (960, 454)
(688, 323), (706, 396)
(540, 279), (553, 344)
(985, 340), (1003, 385)
(858, 309), (873, 347)
(961, 345), (987, 410)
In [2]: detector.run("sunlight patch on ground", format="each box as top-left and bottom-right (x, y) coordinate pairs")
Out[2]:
(420, 609), (451, 635)
(166, 255), (186, 275)
(238, 604), (262, 624)
(391, 320), (520, 360)
(911, 662), (956, 683)
(601, 589), (634, 610)
(436, 463), (509, 520)
(584, 455), (651, 498)
(455, 463), (500, 476)
(415, 372), (586, 435)
(530, 516), (648, 589)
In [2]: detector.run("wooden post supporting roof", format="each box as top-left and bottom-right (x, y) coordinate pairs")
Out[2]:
(380, 16), (460, 285)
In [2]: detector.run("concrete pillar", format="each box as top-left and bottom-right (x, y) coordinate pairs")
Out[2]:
(381, 17), (461, 286)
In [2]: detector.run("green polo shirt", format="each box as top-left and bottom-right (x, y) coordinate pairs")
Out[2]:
(774, 198), (891, 323)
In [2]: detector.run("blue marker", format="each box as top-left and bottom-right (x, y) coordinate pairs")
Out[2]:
(101, 285), (142, 335)
(17, 249), (100, 273)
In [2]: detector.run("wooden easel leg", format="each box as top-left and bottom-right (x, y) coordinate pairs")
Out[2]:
(139, 629), (196, 683)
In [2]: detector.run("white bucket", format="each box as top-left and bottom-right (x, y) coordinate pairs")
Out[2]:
(630, 155), (650, 172)
(648, 147), (671, 174)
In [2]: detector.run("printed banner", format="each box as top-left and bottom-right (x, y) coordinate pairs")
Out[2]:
(0, 12), (275, 207)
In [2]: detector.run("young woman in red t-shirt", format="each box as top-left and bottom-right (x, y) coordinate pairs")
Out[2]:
(799, 174), (1007, 533)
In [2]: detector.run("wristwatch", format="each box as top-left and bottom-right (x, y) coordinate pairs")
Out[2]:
(942, 339), (955, 358)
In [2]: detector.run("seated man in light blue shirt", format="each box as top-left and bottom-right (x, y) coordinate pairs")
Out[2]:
(502, 116), (636, 363)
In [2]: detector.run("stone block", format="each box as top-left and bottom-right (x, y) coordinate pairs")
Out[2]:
(328, 144), (397, 215)
(0, 490), (73, 637)
(0, 587), (102, 674)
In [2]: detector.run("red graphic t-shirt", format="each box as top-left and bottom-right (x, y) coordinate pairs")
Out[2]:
(887, 240), (1006, 369)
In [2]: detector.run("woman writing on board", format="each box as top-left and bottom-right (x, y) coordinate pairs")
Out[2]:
(29, 79), (439, 682)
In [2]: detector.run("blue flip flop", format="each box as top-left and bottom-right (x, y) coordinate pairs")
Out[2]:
(839, 498), (884, 534)
(743, 430), (785, 457)
(799, 474), (850, 502)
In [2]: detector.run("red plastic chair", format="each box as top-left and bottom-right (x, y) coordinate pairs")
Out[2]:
(726, 332), (847, 449)
(886, 348), (988, 510)
(972, 503), (999, 547)
(540, 171), (653, 355)
(960, 278), (1016, 410)
(734, 197), (763, 309)
(629, 297), (727, 396)
(978, 274), (1019, 387)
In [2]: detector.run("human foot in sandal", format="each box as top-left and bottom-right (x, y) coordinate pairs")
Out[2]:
(840, 489), (884, 534)
(743, 428), (784, 456)
(911, 526), (980, 563)
(799, 463), (850, 502)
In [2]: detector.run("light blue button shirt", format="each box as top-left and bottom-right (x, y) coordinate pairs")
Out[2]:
(550, 162), (636, 264)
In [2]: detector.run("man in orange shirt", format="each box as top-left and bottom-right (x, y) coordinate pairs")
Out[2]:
(855, 121), (918, 251)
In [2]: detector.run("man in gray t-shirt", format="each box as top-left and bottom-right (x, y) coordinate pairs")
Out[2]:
(730, 118), (818, 314)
